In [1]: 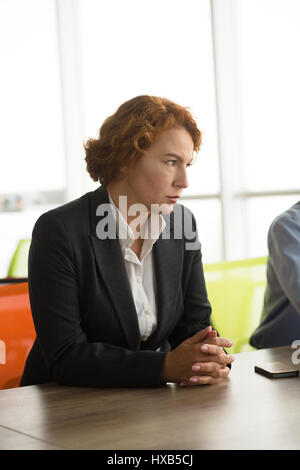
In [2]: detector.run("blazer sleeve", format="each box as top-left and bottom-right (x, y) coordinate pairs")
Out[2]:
(167, 209), (212, 349)
(167, 209), (232, 367)
(28, 212), (167, 388)
(268, 215), (300, 314)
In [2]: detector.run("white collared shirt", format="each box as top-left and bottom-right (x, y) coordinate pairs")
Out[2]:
(108, 191), (166, 341)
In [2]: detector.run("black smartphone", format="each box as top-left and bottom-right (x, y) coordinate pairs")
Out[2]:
(254, 361), (300, 379)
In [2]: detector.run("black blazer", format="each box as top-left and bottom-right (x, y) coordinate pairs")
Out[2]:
(20, 187), (212, 388)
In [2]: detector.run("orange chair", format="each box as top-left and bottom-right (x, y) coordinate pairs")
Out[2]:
(0, 281), (36, 389)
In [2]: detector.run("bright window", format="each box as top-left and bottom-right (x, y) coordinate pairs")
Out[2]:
(236, 0), (300, 192)
(77, 0), (219, 196)
(0, 0), (65, 193)
(0, 0), (65, 276)
(235, 0), (300, 257)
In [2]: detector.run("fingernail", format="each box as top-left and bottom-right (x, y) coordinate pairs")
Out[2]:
(192, 364), (201, 372)
(201, 345), (208, 351)
(189, 377), (198, 383)
(180, 381), (188, 386)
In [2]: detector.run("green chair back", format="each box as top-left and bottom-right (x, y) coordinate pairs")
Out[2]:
(7, 239), (31, 278)
(203, 257), (267, 354)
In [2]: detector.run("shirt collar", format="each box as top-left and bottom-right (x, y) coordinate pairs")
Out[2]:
(107, 190), (166, 254)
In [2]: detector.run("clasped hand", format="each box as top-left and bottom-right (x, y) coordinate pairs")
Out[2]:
(160, 325), (234, 386)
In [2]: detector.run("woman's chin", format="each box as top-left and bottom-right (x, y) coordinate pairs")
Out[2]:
(158, 202), (175, 215)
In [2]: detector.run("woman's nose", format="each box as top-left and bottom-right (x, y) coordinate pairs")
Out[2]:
(175, 167), (189, 189)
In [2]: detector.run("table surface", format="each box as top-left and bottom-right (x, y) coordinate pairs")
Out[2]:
(1, 345), (300, 450)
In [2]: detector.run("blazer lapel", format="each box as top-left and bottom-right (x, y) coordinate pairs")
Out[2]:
(88, 186), (183, 351)
(152, 212), (183, 342)
(89, 187), (141, 351)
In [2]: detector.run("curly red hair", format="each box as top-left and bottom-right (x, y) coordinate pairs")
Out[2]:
(84, 95), (202, 186)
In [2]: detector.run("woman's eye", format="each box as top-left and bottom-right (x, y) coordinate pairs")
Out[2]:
(166, 160), (176, 166)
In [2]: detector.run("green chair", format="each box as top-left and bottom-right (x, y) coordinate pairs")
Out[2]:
(7, 239), (31, 278)
(203, 257), (267, 354)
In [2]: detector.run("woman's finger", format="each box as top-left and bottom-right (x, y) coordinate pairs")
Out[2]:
(192, 363), (230, 379)
(199, 343), (222, 355)
(218, 367), (231, 378)
(180, 368), (230, 386)
(188, 326), (212, 345)
(214, 337), (233, 349)
(192, 362), (221, 374)
(207, 329), (218, 337)
(207, 353), (234, 366)
(189, 368), (231, 384)
(202, 332), (234, 351)
(198, 344), (235, 364)
(189, 375), (223, 385)
(204, 336), (233, 349)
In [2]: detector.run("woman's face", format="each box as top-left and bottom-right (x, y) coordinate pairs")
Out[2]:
(118, 126), (194, 215)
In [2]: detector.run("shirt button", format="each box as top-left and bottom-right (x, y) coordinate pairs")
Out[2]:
(137, 277), (142, 284)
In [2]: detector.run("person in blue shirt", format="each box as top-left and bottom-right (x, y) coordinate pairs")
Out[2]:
(250, 201), (300, 348)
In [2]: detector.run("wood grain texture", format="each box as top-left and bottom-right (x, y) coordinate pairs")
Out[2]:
(1, 346), (300, 450)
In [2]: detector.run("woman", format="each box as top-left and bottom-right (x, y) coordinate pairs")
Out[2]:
(21, 95), (234, 388)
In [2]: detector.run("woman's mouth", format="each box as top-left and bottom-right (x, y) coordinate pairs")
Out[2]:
(166, 196), (180, 203)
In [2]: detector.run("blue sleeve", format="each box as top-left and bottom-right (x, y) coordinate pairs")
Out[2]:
(268, 215), (300, 315)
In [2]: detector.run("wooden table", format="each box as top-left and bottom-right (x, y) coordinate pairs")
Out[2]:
(1, 346), (300, 450)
